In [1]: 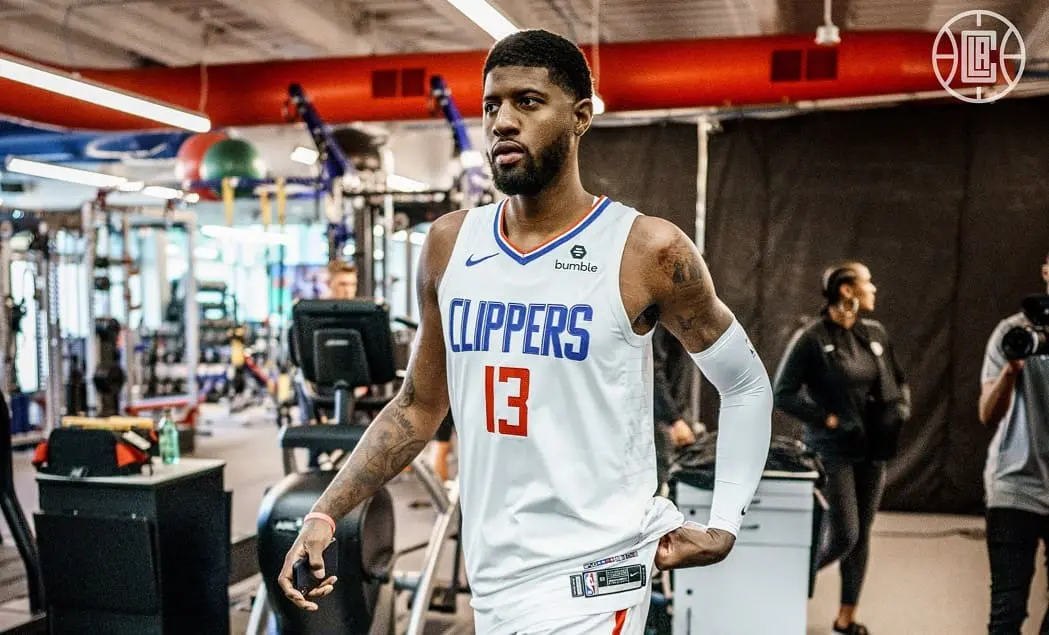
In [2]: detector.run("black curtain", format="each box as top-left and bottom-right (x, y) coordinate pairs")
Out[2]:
(579, 122), (698, 233)
(705, 96), (1049, 514)
(579, 122), (700, 422)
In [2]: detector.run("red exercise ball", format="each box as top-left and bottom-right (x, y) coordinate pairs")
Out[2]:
(175, 131), (229, 181)
(175, 131), (228, 201)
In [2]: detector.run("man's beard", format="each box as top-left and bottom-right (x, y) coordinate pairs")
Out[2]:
(489, 132), (571, 197)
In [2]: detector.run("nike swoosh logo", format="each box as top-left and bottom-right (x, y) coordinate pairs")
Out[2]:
(465, 253), (498, 267)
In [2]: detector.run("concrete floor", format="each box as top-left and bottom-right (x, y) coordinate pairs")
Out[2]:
(2, 404), (1048, 634)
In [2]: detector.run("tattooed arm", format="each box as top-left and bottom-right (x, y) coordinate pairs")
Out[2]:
(278, 211), (465, 609)
(626, 217), (771, 569)
(633, 219), (735, 352)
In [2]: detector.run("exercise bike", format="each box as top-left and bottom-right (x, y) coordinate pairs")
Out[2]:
(247, 298), (467, 635)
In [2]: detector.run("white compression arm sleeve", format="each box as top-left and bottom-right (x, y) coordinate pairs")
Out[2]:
(688, 319), (773, 535)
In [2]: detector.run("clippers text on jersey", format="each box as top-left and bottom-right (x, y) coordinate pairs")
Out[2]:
(447, 298), (593, 361)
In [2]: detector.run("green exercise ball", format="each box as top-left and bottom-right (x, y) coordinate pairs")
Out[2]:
(199, 138), (267, 189)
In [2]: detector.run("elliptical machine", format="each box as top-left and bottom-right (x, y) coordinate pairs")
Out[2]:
(248, 299), (466, 635)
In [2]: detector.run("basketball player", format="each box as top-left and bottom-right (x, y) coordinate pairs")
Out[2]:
(279, 29), (773, 634)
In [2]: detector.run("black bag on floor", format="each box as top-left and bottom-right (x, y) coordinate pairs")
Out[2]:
(32, 427), (153, 478)
(669, 432), (826, 490)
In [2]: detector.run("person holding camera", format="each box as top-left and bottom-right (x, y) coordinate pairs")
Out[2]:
(979, 252), (1049, 635)
(773, 261), (910, 635)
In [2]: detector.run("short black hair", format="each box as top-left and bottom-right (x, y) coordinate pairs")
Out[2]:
(483, 29), (593, 101)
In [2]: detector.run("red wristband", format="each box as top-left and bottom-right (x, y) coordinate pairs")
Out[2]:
(304, 512), (336, 535)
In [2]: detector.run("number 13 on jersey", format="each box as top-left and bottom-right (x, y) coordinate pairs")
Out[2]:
(484, 365), (530, 437)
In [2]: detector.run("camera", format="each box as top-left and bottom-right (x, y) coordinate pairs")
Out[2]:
(1002, 294), (1049, 360)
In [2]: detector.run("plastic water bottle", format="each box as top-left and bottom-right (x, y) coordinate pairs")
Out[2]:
(158, 410), (180, 465)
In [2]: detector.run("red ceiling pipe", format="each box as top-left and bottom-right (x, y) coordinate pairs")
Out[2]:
(0, 31), (951, 132)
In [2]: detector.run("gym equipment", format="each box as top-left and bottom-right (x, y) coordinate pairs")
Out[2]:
(92, 317), (125, 417)
(249, 299), (466, 635)
(34, 456), (229, 635)
(0, 210), (63, 439)
(286, 83), (354, 187)
(283, 80), (489, 302)
(429, 75), (494, 209)
(81, 202), (202, 426)
(62, 336), (89, 417)
(0, 390), (45, 618)
(1, 194), (201, 443)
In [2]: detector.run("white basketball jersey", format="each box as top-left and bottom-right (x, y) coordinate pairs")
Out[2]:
(437, 196), (685, 632)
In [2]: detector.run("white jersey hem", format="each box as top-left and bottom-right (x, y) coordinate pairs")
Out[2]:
(471, 497), (684, 635)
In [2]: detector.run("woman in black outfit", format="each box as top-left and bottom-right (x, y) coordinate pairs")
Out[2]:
(773, 261), (911, 635)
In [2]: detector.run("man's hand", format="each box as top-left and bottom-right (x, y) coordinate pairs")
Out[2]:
(670, 419), (696, 447)
(655, 525), (736, 570)
(277, 519), (338, 611)
(980, 358), (1026, 428)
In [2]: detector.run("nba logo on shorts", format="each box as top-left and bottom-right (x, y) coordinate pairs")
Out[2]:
(583, 572), (598, 597)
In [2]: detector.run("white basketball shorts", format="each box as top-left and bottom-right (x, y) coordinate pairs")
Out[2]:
(513, 583), (652, 635)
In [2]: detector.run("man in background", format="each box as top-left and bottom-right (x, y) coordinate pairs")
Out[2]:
(323, 258), (455, 479)
(294, 259), (363, 455)
(325, 260), (358, 300)
(979, 251), (1049, 634)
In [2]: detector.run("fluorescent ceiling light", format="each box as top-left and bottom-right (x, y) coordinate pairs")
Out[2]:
(387, 174), (429, 192)
(200, 225), (292, 245)
(4, 157), (127, 188)
(0, 52), (210, 132)
(290, 146), (319, 165)
(118, 180), (145, 192)
(445, 0), (517, 39)
(441, 2), (607, 115)
(142, 186), (183, 200)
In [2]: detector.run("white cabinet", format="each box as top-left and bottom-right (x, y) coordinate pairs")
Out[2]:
(672, 473), (818, 635)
